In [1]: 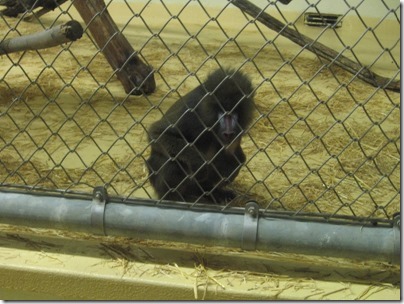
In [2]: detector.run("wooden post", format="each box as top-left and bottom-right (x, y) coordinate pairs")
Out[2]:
(72, 0), (156, 95)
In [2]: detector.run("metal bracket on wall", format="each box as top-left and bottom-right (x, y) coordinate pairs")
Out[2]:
(392, 213), (400, 264)
(90, 186), (108, 235)
(241, 201), (259, 250)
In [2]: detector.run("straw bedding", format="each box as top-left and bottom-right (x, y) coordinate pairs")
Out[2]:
(0, 7), (399, 220)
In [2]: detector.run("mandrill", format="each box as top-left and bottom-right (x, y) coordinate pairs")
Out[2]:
(146, 68), (255, 203)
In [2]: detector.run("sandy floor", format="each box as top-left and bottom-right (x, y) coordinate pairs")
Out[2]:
(0, 2), (400, 219)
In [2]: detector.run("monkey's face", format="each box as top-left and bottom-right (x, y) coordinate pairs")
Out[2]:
(217, 112), (242, 147)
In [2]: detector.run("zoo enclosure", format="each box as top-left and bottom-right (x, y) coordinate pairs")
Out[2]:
(0, 0), (400, 260)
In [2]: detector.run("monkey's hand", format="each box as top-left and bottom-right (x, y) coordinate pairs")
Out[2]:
(209, 188), (237, 204)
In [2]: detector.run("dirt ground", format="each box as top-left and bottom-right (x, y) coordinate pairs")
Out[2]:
(0, 2), (400, 220)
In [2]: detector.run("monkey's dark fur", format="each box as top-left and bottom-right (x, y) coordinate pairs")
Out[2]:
(146, 68), (254, 203)
(0, 0), (63, 17)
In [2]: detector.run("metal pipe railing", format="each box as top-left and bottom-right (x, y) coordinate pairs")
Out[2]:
(0, 189), (400, 264)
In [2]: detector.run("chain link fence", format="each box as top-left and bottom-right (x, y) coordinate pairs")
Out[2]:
(0, 0), (400, 223)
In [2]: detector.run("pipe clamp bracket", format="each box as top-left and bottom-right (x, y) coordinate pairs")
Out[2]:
(392, 213), (400, 264)
(242, 201), (259, 250)
(91, 186), (108, 235)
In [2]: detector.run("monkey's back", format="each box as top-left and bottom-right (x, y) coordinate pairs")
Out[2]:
(149, 67), (255, 144)
(166, 69), (252, 122)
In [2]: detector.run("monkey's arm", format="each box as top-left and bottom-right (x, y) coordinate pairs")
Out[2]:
(149, 122), (208, 175)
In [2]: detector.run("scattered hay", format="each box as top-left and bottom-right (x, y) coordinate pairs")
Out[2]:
(0, 7), (399, 220)
(0, 223), (399, 300)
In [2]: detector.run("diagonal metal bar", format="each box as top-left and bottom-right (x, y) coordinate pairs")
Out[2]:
(229, 0), (399, 91)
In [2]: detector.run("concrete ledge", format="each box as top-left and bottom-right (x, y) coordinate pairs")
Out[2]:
(0, 225), (399, 300)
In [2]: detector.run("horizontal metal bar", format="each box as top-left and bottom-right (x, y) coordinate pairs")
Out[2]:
(0, 191), (399, 264)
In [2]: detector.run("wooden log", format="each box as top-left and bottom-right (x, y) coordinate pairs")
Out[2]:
(230, 0), (399, 91)
(73, 0), (156, 95)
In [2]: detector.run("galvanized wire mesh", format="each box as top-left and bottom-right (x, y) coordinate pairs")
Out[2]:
(0, 0), (400, 222)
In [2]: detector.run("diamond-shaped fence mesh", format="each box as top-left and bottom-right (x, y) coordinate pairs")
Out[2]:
(0, 0), (400, 222)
